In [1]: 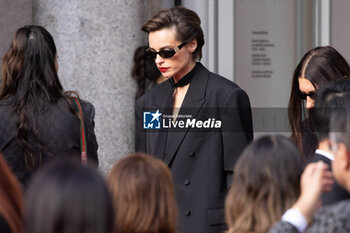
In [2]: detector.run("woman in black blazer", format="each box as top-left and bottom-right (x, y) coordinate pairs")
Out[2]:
(0, 26), (98, 187)
(135, 6), (253, 233)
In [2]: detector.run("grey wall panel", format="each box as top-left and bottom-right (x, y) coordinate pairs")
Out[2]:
(0, 0), (32, 72)
(331, 0), (350, 62)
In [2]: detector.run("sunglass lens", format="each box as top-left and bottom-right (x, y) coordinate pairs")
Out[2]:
(159, 50), (176, 58)
(145, 50), (157, 59)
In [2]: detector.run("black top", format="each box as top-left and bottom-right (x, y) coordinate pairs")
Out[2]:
(168, 63), (197, 88)
(301, 118), (318, 162)
(0, 98), (98, 187)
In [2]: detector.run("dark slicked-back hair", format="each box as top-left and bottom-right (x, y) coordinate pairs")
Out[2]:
(314, 80), (350, 141)
(142, 6), (205, 60)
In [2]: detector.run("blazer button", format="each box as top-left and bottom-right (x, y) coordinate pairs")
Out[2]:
(185, 210), (191, 216)
(188, 150), (195, 157)
(184, 179), (190, 185)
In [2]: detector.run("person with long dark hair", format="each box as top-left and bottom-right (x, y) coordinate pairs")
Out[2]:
(225, 135), (303, 233)
(25, 157), (113, 233)
(0, 153), (24, 233)
(288, 46), (350, 161)
(0, 25), (98, 186)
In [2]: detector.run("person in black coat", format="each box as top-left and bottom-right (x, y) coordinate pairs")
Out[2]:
(0, 26), (98, 187)
(135, 6), (253, 233)
(311, 80), (350, 205)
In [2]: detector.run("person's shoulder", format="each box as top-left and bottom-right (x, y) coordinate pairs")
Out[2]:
(76, 99), (95, 120)
(318, 199), (350, 216)
(79, 98), (95, 111)
(201, 66), (244, 95)
(209, 73), (240, 89)
(136, 80), (170, 105)
(205, 71), (248, 102)
(55, 97), (95, 120)
(313, 200), (350, 231)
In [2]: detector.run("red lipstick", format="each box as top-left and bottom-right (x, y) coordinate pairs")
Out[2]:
(159, 67), (168, 73)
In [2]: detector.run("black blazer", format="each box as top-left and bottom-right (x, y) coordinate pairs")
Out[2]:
(312, 152), (350, 205)
(135, 63), (253, 233)
(0, 98), (98, 187)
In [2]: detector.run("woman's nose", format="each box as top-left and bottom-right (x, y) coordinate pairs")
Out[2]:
(155, 54), (164, 64)
(305, 97), (315, 109)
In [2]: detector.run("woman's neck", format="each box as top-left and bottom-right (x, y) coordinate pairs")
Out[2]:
(173, 61), (196, 83)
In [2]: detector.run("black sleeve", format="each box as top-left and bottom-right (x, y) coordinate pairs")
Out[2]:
(222, 88), (253, 187)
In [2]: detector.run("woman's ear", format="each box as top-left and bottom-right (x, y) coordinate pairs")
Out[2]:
(187, 39), (197, 53)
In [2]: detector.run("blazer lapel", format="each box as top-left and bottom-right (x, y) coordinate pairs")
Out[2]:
(164, 63), (209, 165)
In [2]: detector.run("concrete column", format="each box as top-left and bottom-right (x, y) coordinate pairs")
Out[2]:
(0, 0), (32, 70)
(33, 0), (163, 173)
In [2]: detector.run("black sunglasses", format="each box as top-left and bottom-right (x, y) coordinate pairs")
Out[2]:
(299, 91), (317, 100)
(145, 42), (187, 59)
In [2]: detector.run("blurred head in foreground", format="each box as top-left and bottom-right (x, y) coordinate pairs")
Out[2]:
(107, 153), (177, 233)
(25, 158), (113, 233)
(225, 135), (303, 233)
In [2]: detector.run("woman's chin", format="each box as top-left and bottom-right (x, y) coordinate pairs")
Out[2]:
(162, 73), (173, 79)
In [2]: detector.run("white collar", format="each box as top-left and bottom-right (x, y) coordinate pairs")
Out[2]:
(315, 149), (334, 161)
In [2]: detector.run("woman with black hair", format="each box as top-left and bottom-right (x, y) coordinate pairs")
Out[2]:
(0, 25), (98, 186)
(288, 46), (350, 161)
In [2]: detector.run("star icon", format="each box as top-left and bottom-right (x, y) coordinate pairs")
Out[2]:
(151, 110), (161, 122)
